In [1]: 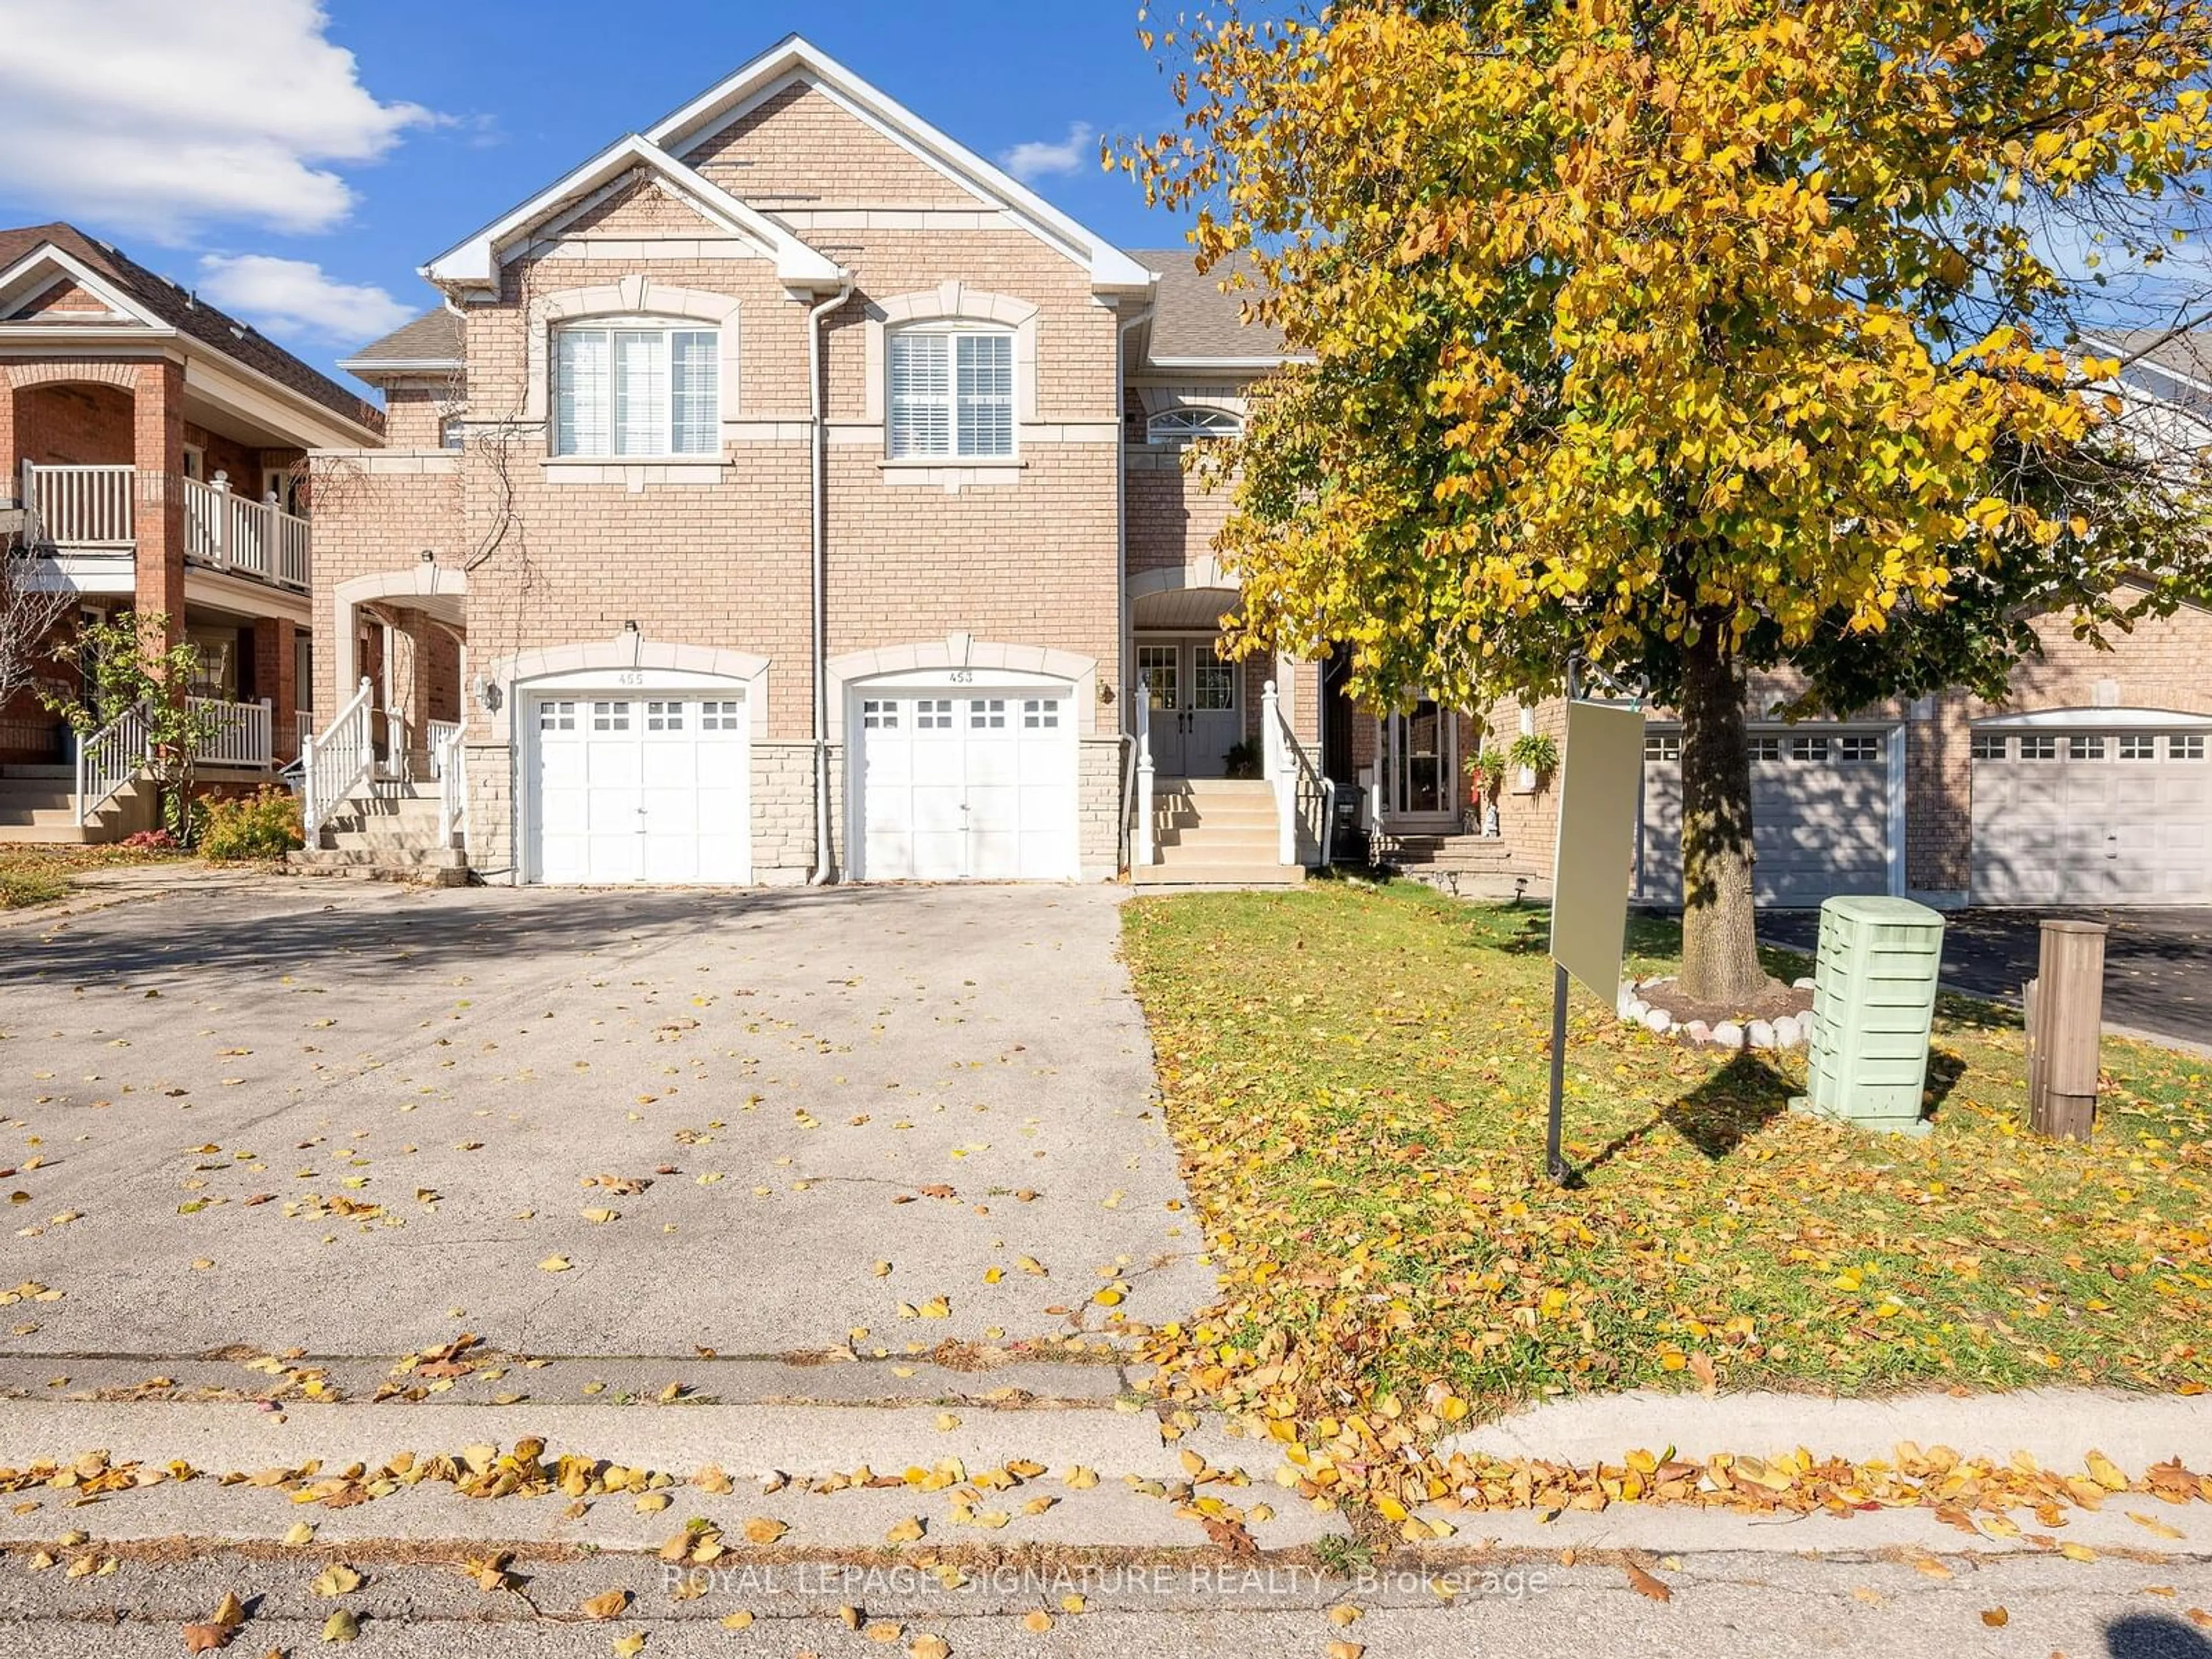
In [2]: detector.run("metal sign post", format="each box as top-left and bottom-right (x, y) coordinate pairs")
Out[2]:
(1543, 694), (1646, 1184)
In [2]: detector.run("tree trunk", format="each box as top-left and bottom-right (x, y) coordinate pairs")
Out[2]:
(1676, 620), (1771, 1005)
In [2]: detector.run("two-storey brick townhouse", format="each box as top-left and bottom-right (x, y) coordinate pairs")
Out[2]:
(0, 224), (386, 842)
(305, 33), (2210, 903)
(305, 35), (1325, 888)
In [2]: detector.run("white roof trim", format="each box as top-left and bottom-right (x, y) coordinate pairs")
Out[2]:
(1972, 706), (2212, 731)
(644, 34), (1154, 295)
(0, 243), (170, 330)
(421, 132), (844, 291)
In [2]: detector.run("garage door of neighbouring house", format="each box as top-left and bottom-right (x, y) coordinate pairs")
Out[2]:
(853, 684), (1078, 881)
(1639, 725), (1895, 908)
(529, 688), (751, 885)
(1971, 724), (2212, 905)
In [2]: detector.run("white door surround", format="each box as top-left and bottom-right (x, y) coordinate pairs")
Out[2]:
(1383, 699), (1459, 826)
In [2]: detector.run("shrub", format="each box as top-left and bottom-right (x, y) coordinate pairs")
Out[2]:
(199, 786), (304, 861)
(121, 829), (176, 850)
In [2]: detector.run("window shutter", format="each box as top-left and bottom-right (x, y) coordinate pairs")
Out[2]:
(554, 328), (611, 456)
(669, 331), (718, 456)
(888, 332), (952, 457)
(955, 332), (1014, 458)
(613, 329), (670, 457)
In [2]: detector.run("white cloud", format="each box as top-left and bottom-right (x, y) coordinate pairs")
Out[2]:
(1000, 123), (1096, 184)
(0, 0), (434, 240)
(195, 254), (413, 346)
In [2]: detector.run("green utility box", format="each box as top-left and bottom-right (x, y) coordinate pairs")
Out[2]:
(1789, 895), (1946, 1137)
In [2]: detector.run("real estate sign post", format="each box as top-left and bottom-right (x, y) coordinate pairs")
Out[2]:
(1546, 699), (1647, 1182)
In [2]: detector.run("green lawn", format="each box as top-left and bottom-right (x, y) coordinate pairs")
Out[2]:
(1122, 880), (2212, 1440)
(0, 843), (187, 908)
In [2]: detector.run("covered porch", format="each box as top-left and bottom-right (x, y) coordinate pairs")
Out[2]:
(325, 564), (468, 786)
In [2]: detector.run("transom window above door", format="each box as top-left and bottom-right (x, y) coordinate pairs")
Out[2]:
(552, 323), (718, 457)
(888, 328), (1014, 459)
(1147, 406), (1243, 445)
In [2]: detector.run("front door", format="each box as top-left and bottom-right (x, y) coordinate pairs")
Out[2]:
(1137, 638), (1241, 778)
(1387, 699), (1457, 823)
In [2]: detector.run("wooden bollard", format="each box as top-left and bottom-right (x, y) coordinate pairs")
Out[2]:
(2024, 919), (2107, 1142)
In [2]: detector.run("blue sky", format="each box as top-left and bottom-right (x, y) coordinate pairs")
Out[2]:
(0, 1), (1196, 392)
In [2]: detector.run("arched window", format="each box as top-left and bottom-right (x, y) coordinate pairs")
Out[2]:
(551, 319), (718, 457)
(888, 324), (1015, 459)
(1147, 406), (1243, 445)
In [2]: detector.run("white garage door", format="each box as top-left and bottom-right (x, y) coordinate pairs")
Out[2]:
(854, 687), (1077, 881)
(1641, 725), (1893, 908)
(531, 691), (750, 884)
(1971, 726), (2211, 904)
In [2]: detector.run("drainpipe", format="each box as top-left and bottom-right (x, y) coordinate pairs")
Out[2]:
(806, 275), (854, 887)
(1114, 298), (1154, 874)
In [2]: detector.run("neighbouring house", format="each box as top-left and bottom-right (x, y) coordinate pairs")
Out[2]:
(0, 222), (386, 842)
(296, 31), (2211, 903)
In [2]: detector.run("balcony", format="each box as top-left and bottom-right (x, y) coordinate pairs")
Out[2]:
(17, 461), (310, 591)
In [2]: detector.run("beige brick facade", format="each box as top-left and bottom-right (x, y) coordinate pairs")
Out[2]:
(316, 73), (1130, 885)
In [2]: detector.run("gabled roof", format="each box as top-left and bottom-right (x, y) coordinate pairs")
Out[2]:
(0, 222), (385, 432)
(2096, 327), (2212, 422)
(643, 35), (1154, 296)
(422, 133), (846, 294)
(340, 307), (464, 380)
(1129, 249), (1288, 366)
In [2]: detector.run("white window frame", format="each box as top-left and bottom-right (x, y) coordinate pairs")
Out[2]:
(551, 317), (720, 460)
(887, 323), (1016, 461)
(1147, 406), (1244, 445)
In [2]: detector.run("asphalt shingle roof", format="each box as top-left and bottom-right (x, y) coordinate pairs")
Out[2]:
(1129, 248), (1286, 364)
(344, 307), (464, 371)
(0, 222), (384, 433)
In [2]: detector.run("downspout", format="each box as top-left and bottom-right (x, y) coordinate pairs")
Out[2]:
(806, 275), (854, 886)
(1114, 298), (1154, 875)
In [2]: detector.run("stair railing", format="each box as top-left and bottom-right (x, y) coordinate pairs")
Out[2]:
(74, 700), (149, 825)
(302, 677), (374, 838)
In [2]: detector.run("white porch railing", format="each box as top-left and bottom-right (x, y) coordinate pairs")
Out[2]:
(74, 700), (149, 825)
(295, 709), (315, 751)
(22, 460), (134, 549)
(1262, 679), (1335, 869)
(302, 676), (374, 838)
(436, 722), (468, 849)
(1132, 673), (1157, 868)
(188, 696), (273, 768)
(426, 719), (461, 778)
(180, 473), (311, 590)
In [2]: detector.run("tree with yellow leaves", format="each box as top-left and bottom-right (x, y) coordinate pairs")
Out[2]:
(1126, 0), (2212, 1001)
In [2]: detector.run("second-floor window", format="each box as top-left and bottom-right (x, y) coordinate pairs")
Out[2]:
(553, 323), (718, 457)
(888, 327), (1013, 459)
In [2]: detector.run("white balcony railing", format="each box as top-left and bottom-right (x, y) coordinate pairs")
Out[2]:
(22, 460), (133, 549)
(181, 473), (311, 590)
(188, 696), (274, 769)
(21, 463), (308, 590)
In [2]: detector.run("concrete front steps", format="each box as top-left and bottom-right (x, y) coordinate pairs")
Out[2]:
(286, 782), (468, 886)
(0, 767), (150, 844)
(1373, 827), (1544, 899)
(1132, 776), (1307, 889)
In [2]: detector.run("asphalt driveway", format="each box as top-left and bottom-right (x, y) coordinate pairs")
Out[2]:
(0, 881), (1213, 1363)
(1760, 906), (2212, 1049)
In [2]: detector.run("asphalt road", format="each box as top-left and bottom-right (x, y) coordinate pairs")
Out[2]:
(2, 1547), (2206, 1657)
(0, 880), (1212, 1362)
(1760, 906), (2212, 1048)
